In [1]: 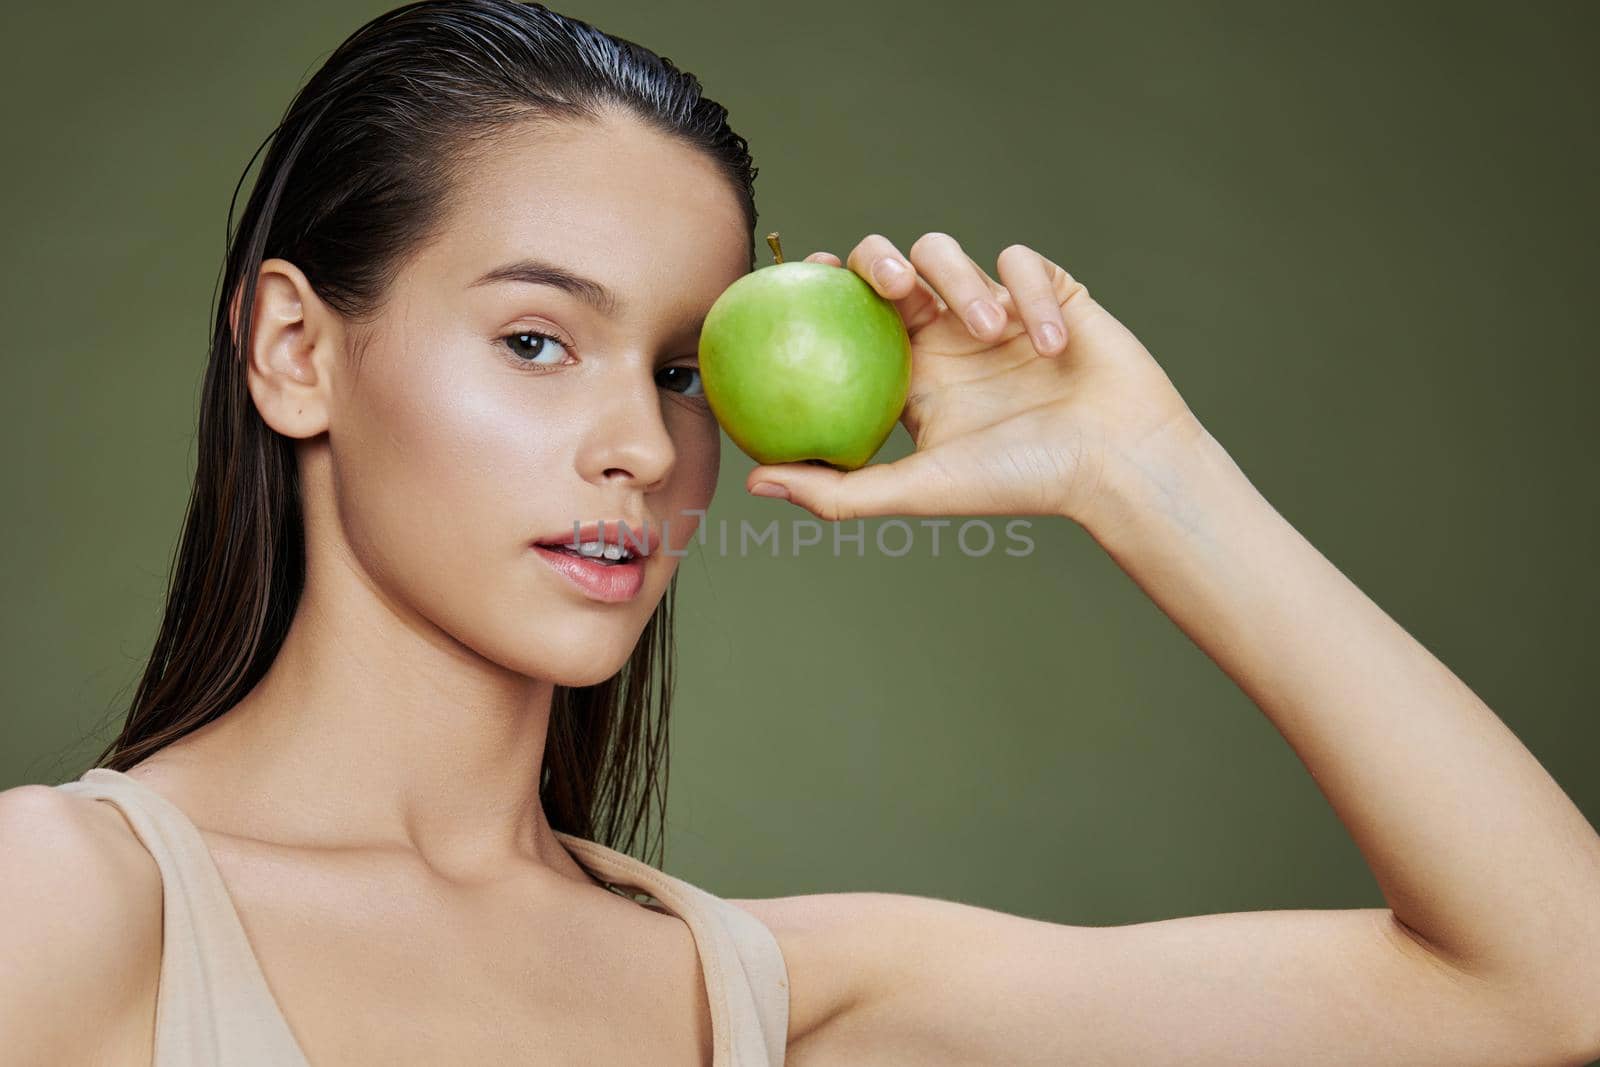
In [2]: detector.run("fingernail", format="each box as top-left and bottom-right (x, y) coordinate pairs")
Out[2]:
(967, 299), (1005, 335)
(750, 481), (789, 499)
(1036, 321), (1064, 352)
(871, 258), (907, 289)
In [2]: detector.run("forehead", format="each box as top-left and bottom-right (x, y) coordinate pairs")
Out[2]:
(421, 112), (751, 312)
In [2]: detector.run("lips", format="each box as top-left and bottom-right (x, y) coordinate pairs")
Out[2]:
(533, 519), (659, 558)
(531, 541), (647, 602)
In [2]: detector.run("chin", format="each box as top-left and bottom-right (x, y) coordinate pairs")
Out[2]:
(476, 567), (670, 687)
(530, 623), (651, 689)
(549, 654), (633, 689)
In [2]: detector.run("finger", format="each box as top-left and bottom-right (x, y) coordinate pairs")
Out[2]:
(996, 243), (1069, 356)
(745, 451), (956, 522)
(906, 232), (1011, 343)
(845, 233), (945, 333)
(803, 251), (843, 266)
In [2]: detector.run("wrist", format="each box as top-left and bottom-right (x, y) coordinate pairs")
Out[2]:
(1064, 416), (1248, 542)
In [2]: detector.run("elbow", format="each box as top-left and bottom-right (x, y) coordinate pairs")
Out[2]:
(1481, 956), (1600, 1066)
(1562, 1007), (1600, 1067)
(1553, 933), (1600, 1063)
(1548, 1032), (1600, 1067)
(1527, 983), (1600, 1067)
(1502, 903), (1600, 1064)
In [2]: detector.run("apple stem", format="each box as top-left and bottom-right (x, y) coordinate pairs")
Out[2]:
(766, 232), (784, 265)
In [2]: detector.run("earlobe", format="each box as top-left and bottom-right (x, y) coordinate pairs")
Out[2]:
(240, 258), (337, 439)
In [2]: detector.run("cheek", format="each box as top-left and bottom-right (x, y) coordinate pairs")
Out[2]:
(326, 337), (705, 684)
(337, 339), (557, 565)
(330, 337), (578, 659)
(656, 407), (722, 547)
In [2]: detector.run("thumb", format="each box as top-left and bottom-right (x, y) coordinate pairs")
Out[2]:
(1054, 266), (1116, 340)
(745, 450), (953, 522)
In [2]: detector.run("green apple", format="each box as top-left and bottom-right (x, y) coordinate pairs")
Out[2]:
(698, 233), (912, 471)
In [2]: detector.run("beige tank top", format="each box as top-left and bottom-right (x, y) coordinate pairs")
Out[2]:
(55, 768), (789, 1066)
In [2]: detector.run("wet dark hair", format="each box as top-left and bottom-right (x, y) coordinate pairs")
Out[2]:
(89, 0), (759, 868)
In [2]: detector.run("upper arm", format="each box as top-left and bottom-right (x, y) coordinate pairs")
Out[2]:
(733, 892), (1600, 1067)
(0, 784), (164, 1063)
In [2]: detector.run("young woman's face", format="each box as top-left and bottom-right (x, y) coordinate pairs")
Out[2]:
(325, 110), (751, 686)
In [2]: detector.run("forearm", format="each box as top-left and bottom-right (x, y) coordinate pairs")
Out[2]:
(1073, 422), (1600, 1015)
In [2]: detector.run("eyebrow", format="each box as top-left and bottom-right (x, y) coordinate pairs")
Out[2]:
(467, 257), (622, 318)
(468, 255), (709, 344)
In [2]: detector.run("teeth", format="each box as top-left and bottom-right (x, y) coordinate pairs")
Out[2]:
(569, 539), (633, 561)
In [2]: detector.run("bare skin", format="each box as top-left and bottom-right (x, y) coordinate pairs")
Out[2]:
(4, 109), (741, 1065)
(4, 105), (1600, 1066)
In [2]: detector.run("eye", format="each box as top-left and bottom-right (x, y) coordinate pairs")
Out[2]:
(657, 363), (704, 397)
(499, 329), (572, 367)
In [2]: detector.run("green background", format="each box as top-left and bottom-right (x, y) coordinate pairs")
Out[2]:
(2, 0), (1595, 932)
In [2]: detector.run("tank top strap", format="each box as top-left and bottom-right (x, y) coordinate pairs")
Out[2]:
(55, 768), (311, 1066)
(556, 833), (790, 1066)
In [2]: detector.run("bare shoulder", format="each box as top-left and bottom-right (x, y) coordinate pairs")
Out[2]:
(0, 781), (166, 900)
(725, 890), (939, 1048)
(0, 783), (163, 1063)
(726, 890), (1047, 1050)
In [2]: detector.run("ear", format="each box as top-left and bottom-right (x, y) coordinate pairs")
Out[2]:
(235, 258), (344, 439)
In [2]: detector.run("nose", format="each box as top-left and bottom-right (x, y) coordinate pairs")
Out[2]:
(574, 363), (677, 491)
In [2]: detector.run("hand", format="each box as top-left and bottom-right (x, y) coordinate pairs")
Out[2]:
(743, 232), (1207, 528)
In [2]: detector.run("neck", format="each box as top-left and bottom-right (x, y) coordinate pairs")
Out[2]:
(140, 567), (576, 886)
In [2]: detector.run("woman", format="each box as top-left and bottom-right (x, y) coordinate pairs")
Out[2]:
(4, 1), (1598, 1064)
